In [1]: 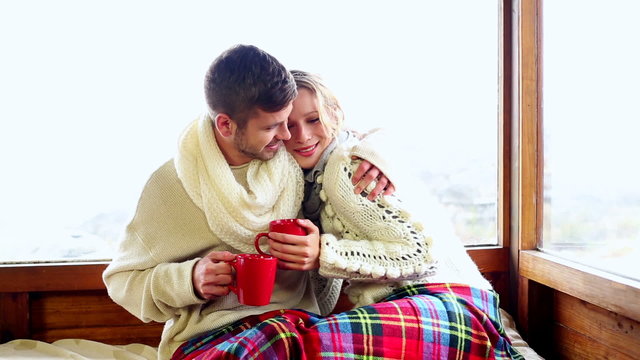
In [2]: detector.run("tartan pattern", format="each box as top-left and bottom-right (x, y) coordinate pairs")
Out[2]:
(172, 283), (524, 360)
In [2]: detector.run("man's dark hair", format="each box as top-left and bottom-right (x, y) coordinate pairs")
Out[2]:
(204, 44), (297, 128)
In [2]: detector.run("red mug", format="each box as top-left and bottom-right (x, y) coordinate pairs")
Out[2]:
(254, 219), (307, 255)
(227, 254), (278, 306)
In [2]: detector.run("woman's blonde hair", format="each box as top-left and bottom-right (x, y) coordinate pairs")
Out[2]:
(290, 70), (343, 138)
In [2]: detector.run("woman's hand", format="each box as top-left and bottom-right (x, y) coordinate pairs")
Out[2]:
(192, 251), (237, 300)
(268, 219), (320, 271)
(351, 158), (396, 200)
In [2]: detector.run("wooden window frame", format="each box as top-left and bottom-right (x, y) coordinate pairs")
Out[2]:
(513, 0), (640, 331)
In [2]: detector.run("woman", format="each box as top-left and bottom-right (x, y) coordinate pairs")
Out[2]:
(276, 70), (493, 307)
(171, 71), (523, 359)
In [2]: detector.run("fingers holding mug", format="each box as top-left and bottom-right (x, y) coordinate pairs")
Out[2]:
(268, 219), (320, 271)
(192, 251), (236, 300)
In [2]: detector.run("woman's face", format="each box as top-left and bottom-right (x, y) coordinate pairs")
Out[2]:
(285, 88), (333, 170)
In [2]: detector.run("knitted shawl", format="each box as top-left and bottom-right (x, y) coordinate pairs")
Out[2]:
(174, 114), (304, 253)
(317, 141), (438, 306)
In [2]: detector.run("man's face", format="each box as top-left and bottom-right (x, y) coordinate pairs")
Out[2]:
(233, 103), (293, 162)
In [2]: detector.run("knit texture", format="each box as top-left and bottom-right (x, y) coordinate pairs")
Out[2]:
(317, 142), (439, 307)
(175, 114), (304, 253)
(308, 270), (342, 316)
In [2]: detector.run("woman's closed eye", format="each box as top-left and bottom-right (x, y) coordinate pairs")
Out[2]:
(288, 118), (319, 129)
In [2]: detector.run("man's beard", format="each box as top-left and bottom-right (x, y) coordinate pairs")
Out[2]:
(234, 128), (279, 161)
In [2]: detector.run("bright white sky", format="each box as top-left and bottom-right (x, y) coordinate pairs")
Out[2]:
(543, 1), (640, 200)
(0, 0), (498, 251)
(0, 0), (638, 261)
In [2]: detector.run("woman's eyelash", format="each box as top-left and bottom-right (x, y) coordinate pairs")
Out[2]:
(287, 118), (320, 129)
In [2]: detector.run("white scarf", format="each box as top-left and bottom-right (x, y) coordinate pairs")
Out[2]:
(175, 114), (304, 253)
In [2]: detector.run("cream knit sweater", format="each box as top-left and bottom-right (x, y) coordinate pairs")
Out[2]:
(318, 137), (492, 308)
(103, 116), (340, 359)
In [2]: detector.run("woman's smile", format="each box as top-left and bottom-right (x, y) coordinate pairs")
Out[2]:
(295, 143), (318, 157)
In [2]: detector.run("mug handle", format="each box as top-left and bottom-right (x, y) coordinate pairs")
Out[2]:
(254, 233), (270, 255)
(225, 259), (238, 294)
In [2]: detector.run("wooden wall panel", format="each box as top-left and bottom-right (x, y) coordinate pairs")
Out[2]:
(554, 291), (640, 359)
(483, 271), (510, 311)
(468, 247), (511, 308)
(468, 248), (509, 273)
(30, 290), (152, 330)
(0, 293), (29, 342)
(554, 324), (635, 360)
(27, 290), (163, 346)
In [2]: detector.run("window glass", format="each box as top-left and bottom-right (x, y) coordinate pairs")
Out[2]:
(542, 1), (640, 280)
(0, 1), (498, 263)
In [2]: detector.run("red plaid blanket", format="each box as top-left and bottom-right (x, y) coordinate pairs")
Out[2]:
(172, 283), (523, 359)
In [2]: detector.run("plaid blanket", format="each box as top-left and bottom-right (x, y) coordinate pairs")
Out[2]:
(172, 283), (523, 360)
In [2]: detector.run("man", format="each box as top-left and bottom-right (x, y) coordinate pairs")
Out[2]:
(103, 44), (342, 359)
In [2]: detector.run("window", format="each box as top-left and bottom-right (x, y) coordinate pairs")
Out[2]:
(542, 1), (640, 280)
(0, 1), (499, 263)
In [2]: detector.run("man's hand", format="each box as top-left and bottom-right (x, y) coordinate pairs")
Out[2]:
(268, 219), (320, 271)
(192, 251), (237, 300)
(351, 158), (396, 200)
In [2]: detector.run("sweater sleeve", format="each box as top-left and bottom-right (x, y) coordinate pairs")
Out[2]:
(318, 146), (437, 281)
(103, 230), (206, 323)
(102, 161), (210, 323)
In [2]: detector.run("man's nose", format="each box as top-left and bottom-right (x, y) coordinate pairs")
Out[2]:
(277, 123), (291, 141)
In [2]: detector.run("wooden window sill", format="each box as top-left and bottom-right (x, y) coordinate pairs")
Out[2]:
(0, 262), (109, 292)
(0, 247), (509, 293)
(519, 250), (640, 323)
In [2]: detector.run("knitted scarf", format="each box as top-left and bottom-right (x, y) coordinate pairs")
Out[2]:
(174, 114), (304, 253)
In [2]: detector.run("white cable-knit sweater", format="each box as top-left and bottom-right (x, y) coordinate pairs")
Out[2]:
(317, 136), (492, 308)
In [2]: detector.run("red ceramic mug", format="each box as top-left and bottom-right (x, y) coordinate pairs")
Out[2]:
(254, 219), (307, 255)
(227, 254), (278, 306)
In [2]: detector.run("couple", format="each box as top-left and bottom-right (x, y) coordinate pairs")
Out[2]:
(103, 45), (522, 359)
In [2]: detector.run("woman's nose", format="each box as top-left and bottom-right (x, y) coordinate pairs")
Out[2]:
(296, 125), (311, 143)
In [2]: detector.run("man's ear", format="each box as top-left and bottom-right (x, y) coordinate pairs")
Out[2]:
(214, 113), (236, 138)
